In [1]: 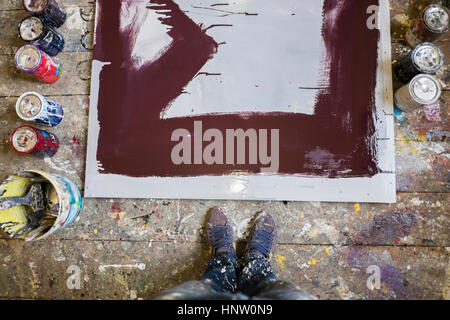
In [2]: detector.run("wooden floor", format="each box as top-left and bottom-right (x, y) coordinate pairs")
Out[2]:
(0, 0), (448, 300)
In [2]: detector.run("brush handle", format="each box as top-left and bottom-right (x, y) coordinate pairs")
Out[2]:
(0, 196), (30, 210)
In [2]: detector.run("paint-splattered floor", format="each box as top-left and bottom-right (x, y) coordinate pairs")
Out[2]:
(0, 0), (448, 300)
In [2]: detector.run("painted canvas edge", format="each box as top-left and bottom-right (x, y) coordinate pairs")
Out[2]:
(84, 0), (396, 203)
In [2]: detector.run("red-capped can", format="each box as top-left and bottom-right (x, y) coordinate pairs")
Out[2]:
(11, 125), (59, 157)
(15, 44), (61, 83)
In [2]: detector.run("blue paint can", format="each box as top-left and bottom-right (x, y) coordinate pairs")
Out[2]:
(16, 92), (64, 127)
(18, 16), (64, 56)
(23, 0), (67, 29)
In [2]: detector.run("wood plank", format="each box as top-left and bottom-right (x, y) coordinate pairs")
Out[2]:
(0, 193), (448, 246)
(0, 52), (92, 96)
(0, 239), (447, 299)
(0, 7), (94, 55)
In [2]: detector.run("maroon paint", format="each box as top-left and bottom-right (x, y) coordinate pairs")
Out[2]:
(93, 0), (380, 178)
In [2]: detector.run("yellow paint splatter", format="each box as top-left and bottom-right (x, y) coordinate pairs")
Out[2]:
(307, 258), (317, 265)
(114, 274), (127, 287)
(94, 228), (98, 235)
(354, 203), (360, 215)
(299, 212), (304, 219)
(325, 248), (330, 255)
(395, 138), (421, 155)
(308, 229), (318, 237)
(273, 254), (286, 269)
(232, 243), (236, 250)
(269, 252), (273, 261)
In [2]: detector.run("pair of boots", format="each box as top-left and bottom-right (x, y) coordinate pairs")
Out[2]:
(202, 207), (278, 295)
(153, 207), (315, 300)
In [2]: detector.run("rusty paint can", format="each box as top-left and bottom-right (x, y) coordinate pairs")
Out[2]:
(394, 43), (444, 83)
(10, 125), (60, 156)
(23, 0), (67, 29)
(394, 74), (441, 112)
(15, 45), (61, 83)
(405, 4), (449, 47)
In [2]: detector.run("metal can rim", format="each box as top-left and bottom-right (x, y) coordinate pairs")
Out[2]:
(22, 0), (49, 14)
(10, 125), (38, 154)
(17, 16), (44, 42)
(408, 74), (441, 105)
(411, 42), (445, 74)
(14, 44), (42, 72)
(422, 4), (449, 33)
(15, 91), (44, 121)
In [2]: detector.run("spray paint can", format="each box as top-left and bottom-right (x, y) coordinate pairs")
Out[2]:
(18, 16), (64, 56)
(16, 92), (64, 127)
(394, 74), (441, 112)
(394, 43), (444, 83)
(23, 0), (66, 29)
(405, 4), (449, 47)
(15, 45), (61, 83)
(11, 125), (59, 156)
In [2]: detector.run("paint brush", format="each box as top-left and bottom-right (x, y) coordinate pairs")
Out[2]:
(0, 184), (46, 212)
(11, 209), (46, 237)
(24, 224), (48, 241)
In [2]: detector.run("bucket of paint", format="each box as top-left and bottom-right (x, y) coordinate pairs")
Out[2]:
(0, 170), (82, 241)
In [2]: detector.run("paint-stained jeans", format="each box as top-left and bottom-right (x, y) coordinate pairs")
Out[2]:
(153, 252), (316, 300)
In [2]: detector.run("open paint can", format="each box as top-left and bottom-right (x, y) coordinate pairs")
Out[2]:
(0, 170), (82, 241)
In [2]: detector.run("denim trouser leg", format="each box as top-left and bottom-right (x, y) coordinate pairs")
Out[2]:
(152, 252), (238, 300)
(237, 253), (277, 296)
(200, 251), (237, 293)
(238, 253), (316, 300)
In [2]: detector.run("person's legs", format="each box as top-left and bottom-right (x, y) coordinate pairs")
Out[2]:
(153, 207), (238, 300)
(199, 207), (237, 293)
(238, 211), (277, 295)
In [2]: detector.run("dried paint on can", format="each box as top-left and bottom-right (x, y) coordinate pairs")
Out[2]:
(11, 125), (59, 156)
(18, 16), (64, 56)
(16, 92), (63, 127)
(23, 0), (67, 29)
(0, 170), (82, 241)
(15, 45), (61, 83)
(29, 170), (82, 240)
(394, 43), (444, 83)
(394, 74), (441, 112)
(405, 4), (449, 47)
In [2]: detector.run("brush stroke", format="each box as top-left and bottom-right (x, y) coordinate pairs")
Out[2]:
(93, 0), (380, 178)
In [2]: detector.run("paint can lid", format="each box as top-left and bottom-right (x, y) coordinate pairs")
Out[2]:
(423, 4), (449, 33)
(18, 16), (44, 41)
(23, 0), (48, 14)
(409, 74), (441, 105)
(16, 92), (43, 121)
(412, 43), (444, 73)
(11, 126), (38, 153)
(15, 45), (42, 72)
